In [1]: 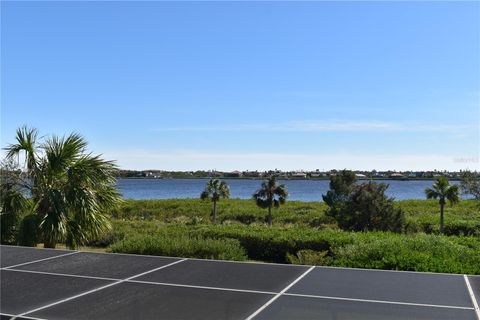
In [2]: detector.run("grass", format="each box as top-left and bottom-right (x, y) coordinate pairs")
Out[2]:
(110, 198), (480, 235)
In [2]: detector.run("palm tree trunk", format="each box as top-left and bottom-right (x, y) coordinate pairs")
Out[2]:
(267, 205), (272, 226)
(212, 200), (217, 224)
(440, 203), (444, 234)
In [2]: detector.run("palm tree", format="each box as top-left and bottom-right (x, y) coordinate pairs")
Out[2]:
(253, 175), (288, 226)
(4, 126), (122, 249)
(200, 179), (230, 224)
(425, 176), (460, 234)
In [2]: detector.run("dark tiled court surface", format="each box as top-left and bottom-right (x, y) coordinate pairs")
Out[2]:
(287, 267), (472, 307)
(468, 276), (480, 303)
(0, 270), (112, 315)
(0, 245), (478, 320)
(14, 251), (181, 279)
(255, 295), (477, 320)
(0, 246), (71, 268)
(30, 282), (273, 320)
(136, 259), (309, 292)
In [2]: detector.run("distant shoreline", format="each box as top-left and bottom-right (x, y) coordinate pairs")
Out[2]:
(117, 177), (460, 181)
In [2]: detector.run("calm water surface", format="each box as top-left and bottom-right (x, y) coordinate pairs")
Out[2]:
(117, 179), (461, 201)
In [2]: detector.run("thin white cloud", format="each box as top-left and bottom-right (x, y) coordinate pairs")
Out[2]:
(103, 149), (480, 172)
(151, 120), (474, 134)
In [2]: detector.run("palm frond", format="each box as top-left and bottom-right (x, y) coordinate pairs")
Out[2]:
(4, 126), (39, 172)
(200, 179), (230, 201)
(425, 188), (439, 199)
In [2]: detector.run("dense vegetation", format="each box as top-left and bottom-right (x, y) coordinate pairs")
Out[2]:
(108, 198), (480, 236)
(82, 197), (480, 274)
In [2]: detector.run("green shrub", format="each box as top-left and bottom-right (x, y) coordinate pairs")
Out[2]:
(332, 233), (480, 274)
(1, 213), (19, 244)
(18, 214), (40, 247)
(327, 182), (405, 232)
(190, 224), (480, 273)
(109, 233), (247, 261)
(191, 225), (363, 263)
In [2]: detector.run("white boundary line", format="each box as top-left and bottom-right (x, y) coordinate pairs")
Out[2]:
(2, 268), (276, 295)
(3, 268), (119, 282)
(0, 244), (301, 268)
(129, 279), (277, 295)
(1, 313), (46, 320)
(3, 251), (80, 269)
(283, 293), (475, 311)
(14, 259), (187, 319)
(314, 264), (466, 277)
(0, 313), (46, 320)
(244, 266), (315, 320)
(464, 275), (480, 319)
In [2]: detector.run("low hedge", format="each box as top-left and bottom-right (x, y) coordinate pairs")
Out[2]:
(108, 233), (247, 261)
(193, 225), (480, 274)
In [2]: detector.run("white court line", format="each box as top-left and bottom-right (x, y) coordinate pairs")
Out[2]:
(0, 313), (46, 320)
(244, 266), (315, 320)
(14, 259), (187, 319)
(1, 313), (46, 320)
(129, 279), (277, 295)
(3, 251), (79, 269)
(3, 268), (119, 282)
(464, 275), (480, 319)
(4, 267), (276, 295)
(314, 264), (468, 277)
(283, 293), (475, 311)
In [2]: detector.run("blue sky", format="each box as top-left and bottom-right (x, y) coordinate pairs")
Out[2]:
(2, 1), (479, 171)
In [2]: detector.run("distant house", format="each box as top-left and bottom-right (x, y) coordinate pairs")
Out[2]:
(209, 171), (222, 177)
(355, 173), (367, 179)
(224, 170), (242, 178)
(310, 172), (324, 178)
(292, 172), (307, 178)
(390, 173), (405, 179)
(243, 171), (260, 178)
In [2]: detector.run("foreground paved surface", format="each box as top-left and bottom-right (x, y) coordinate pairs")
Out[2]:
(1, 245), (478, 320)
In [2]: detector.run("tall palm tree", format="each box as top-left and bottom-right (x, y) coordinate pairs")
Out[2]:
(425, 176), (460, 234)
(253, 175), (288, 226)
(4, 126), (122, 249)
(200, 179), (230, 224)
